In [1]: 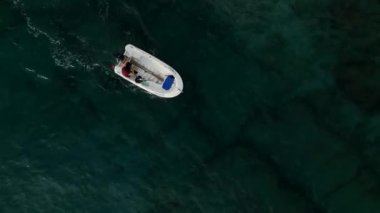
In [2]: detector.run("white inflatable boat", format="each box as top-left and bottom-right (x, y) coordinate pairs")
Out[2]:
(113, 44), (183, 98)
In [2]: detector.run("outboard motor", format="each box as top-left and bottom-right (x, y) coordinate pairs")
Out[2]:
(114, 53), (125, 62)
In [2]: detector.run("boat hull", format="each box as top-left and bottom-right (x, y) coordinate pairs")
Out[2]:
(114, 44), (183, 98)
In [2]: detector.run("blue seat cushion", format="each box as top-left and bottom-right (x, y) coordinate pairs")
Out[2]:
(162, 75), (175, 90)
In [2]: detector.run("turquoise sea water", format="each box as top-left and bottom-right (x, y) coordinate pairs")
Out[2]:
(1, 0), (380, 212)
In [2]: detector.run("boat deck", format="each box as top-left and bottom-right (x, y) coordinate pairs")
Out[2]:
(131, 62), (163, 84)
(119, 57), (163, 84)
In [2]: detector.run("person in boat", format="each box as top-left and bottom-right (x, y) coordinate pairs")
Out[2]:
(120, 56), (139, 80)
(122, 55), (131, 65)
(122, 62), (133, 77)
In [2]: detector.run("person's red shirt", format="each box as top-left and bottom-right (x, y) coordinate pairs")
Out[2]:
(122, 66), (131, 77)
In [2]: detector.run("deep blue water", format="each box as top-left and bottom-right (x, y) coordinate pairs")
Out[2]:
(1, 0), (380, 212)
